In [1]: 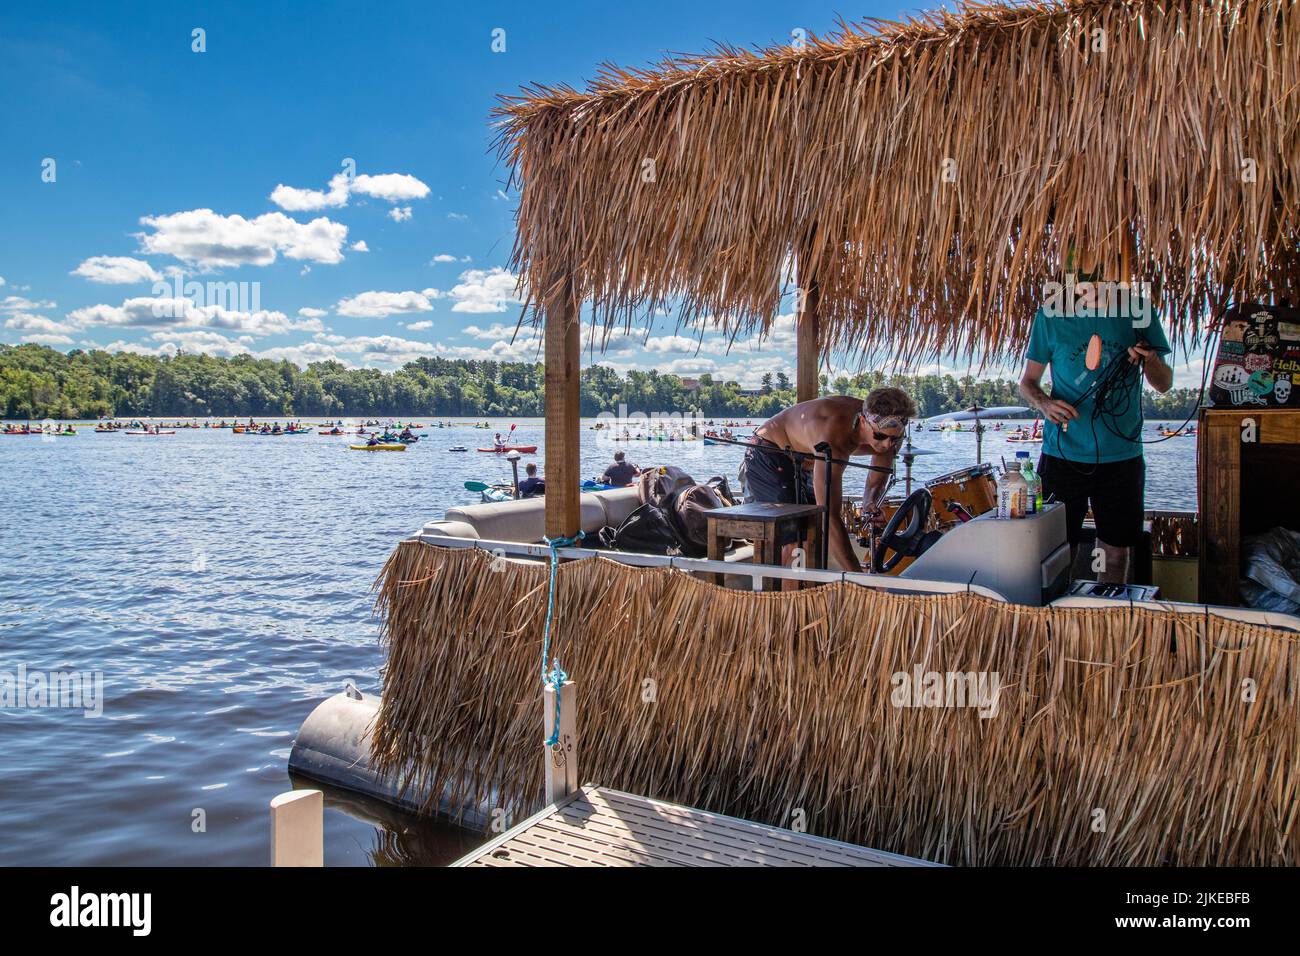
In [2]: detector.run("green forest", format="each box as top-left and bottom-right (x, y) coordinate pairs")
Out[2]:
(0, 343), (1203, 421)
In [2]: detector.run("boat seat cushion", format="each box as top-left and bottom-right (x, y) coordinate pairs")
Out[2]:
(442, 490), (638, 544)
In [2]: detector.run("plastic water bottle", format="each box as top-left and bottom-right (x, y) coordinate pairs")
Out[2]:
(1016, 451), (1041, 515)
(997, 462), (1028, 519)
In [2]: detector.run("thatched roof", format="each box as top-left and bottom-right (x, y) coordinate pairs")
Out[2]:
(494, 0), (1300, 363)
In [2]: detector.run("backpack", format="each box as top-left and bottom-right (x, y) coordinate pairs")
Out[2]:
(667, 483), (728, 557)
(638, 466), (695, 507)
(598, 502), (682, 555)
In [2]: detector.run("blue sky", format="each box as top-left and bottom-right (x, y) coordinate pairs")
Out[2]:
(0, 1), (1197, 387)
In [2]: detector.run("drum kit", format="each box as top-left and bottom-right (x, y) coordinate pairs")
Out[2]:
(844, 404), (1026, 573)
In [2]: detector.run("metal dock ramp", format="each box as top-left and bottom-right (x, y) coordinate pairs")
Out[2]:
(453, 785), (938, 867)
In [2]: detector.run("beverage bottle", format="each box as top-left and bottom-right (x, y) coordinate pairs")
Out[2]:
(1016, 451), (1041, 514)
(997, 462), (1027, 519)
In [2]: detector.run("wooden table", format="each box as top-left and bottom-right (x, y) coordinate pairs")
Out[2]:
(705, 501), (825, 588)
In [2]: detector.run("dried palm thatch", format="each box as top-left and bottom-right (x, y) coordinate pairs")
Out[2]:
(494, 0), (1300, 365)
(373, 542), (1300, 865)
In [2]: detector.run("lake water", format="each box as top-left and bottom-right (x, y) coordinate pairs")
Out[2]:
(0, 417), (1199, 865)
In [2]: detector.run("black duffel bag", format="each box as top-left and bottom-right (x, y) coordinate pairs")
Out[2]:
(598, 501), (683, 555)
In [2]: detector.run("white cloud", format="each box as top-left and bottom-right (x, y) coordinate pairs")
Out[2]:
(152, 330), (255, 357)
(71, 256), (163, 285)
(448, 267), (523, 314)
(462, 322), (524, 340)
(446, 212), (468, 222)
(350, 240), (369, 252)
(67, 297), (321, 336)
(5, 313), (77, 335)
(388, 206), (413, 223)
(406, 320), (433, 331)
(430, 254), (458, 263)
(270, 170), (430, 213)
(20, 333), (75, 346)
(1, 296), (56, 312)
(0, 277), (5, 287)
(137, 209), (349, 267)
(644, 334), (706, 354)
(269, 173), (351, 212)
(352, 173), (430, 202)
(335, 290), (438, 319)
(298, 307), (328, 319)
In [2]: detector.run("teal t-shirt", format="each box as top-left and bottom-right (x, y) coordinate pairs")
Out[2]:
(1025, 302), (1170, 464)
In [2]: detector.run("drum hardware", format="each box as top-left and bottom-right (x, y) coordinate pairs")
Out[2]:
(924, 463), (998, 530)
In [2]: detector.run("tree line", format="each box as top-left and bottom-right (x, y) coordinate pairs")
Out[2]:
(0, 344), (1202, 420)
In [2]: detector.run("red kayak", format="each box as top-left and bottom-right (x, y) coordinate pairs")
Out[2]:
(477, 445), (538, 453)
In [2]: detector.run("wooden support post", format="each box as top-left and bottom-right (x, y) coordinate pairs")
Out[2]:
(543, 680), (578, 805)
(270, 789), (323, 866)
(544, 276), (581, 538)
(797, 277), (821, 404)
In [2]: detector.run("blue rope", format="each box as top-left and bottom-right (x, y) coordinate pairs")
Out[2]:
(541, 531), (583, 746)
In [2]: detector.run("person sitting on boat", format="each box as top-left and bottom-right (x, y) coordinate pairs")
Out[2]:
(1018, 246), (1173, 584)
(741, 388), (915, 574)
(493, 432), (506, 451)
(518, 462), (545, 498)
(600, 451), (640, 487)
(398, 427), (415, 441)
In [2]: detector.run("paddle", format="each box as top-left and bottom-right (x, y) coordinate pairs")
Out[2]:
(464, 480), (490, 492)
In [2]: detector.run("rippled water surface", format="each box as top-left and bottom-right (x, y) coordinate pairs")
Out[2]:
(0, 418), (1198, 865)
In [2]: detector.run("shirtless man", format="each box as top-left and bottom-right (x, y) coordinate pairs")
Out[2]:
(742, 388), (917, 573)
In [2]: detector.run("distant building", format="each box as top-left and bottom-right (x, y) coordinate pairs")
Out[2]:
(679, 377), (702, 392)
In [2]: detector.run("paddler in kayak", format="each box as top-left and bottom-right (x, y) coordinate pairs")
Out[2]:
(493, 432), (506, 452)
(742, 388), (916, 575)
(518, 462), (545, 498)
(600, 451), (640, 487)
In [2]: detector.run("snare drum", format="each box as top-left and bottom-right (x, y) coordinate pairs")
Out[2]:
(924, 463), (997, 527)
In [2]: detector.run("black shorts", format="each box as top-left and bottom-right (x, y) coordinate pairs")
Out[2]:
(1037, 453), (1145, 548)
(741, 443), (814, 504)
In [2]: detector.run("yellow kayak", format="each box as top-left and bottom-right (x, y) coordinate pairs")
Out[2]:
(349, 443), (407, 451)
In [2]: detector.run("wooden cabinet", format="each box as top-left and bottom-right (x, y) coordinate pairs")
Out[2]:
(1197, 408), (1300, 605)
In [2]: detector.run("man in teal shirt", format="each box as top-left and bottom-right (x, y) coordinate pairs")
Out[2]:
(1018, 256), (1174, 583)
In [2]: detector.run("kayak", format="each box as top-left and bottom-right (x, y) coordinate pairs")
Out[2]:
(448, 446), (468, 452)
(124, 430), (175, 435)
(349, 443), (407, 451)
(476, 445), (538, 453)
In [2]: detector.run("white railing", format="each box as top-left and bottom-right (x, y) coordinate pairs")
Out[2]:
(1048, 595), (1300, 633)
(410, 533), (1010, 601)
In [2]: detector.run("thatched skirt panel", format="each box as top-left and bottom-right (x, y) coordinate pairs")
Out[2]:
(371, 542), (1299, 865)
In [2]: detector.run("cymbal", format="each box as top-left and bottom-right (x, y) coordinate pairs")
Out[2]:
(927, 404), (1030, 422)
(899, 447), (938, 457)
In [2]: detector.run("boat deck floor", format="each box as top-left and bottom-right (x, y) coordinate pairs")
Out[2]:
(453, 784), (938, 867)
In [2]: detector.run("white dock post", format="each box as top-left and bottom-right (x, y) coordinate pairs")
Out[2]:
(543, 680), (578, 805)
(270, 789), (323, 866)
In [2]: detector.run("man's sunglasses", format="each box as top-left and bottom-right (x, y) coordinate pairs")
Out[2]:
(872, 430), (904, 444)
